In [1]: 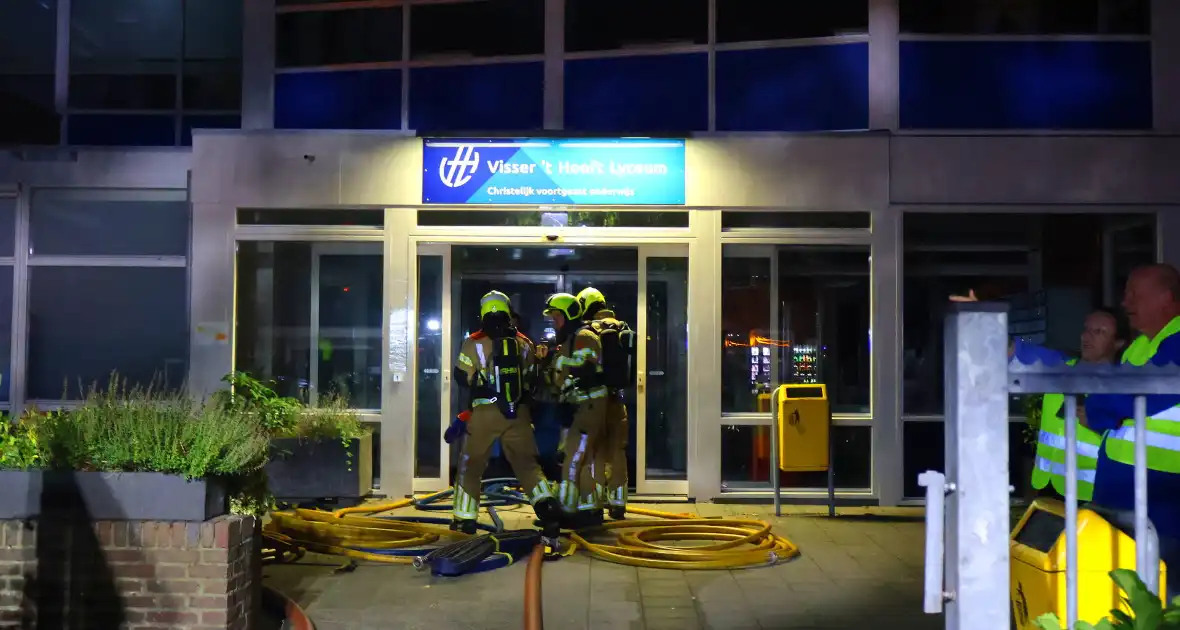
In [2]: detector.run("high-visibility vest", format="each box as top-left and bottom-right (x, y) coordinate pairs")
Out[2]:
(1031, 359), (1103, 501)
(1103, 316), (1180, 473)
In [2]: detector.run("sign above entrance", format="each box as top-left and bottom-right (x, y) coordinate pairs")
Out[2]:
(421, 138), (686, 206)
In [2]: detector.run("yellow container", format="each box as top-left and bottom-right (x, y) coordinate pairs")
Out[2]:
(775, 384), (829, 473)
(1010, 498), (1168, 628)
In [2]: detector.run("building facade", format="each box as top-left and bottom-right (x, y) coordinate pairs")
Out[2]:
(1, 0), (1179, 506)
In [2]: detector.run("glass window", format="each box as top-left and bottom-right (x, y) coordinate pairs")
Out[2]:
(0, 266), (12, 402)
(0, 198), (16, 258)
(410, 0), (544, 59)
(235, 242), (383, 410)
(417, 210), (689, 228)
(900, 0), (1149, 34)
(70, 0), (181, 110)
(565, 0), (708, 53)
(416, 255), (444, 478)
(721, 425), (871, 490)
(716, 1), (867, 43)
(902, 212), (1156, 416)
(31, 190), (189, 257)
(28, 267), (188, 400)
(0, 0), (58, 144)
(722, 245), (871, 415)
(183, 0), (242, 110)
(646, 257), (689, 481)
(722, 212), (870, 230)
(238, 208), (385, 227)
(276, 7), (403, 68)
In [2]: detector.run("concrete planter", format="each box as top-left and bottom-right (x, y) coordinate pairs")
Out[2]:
(266, 433), (373, 504)
(0, 471), (228, 521)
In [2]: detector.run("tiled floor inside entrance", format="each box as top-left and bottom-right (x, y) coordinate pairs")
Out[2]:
(263, 503), (945, 630)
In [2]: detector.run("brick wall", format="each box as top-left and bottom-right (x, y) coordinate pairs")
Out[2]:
(0, 514), (260, 630)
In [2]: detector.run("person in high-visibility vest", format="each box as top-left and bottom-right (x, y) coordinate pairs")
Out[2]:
(1012, 309), (1129, 501)
(1083, 264), (1180, 544)
(951, 291), (1129, 501)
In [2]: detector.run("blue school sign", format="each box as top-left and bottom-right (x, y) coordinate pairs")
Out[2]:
(421, 138), (686, 205)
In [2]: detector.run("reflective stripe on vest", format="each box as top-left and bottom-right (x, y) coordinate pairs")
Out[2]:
(1030, 358), (1103, 500)
(1103, 316), (1180, 473)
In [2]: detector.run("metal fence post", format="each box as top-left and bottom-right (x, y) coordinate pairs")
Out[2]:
(943, 303), (1011, 629)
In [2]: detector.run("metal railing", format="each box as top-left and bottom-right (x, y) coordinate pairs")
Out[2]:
(922, 303), (1180, 628)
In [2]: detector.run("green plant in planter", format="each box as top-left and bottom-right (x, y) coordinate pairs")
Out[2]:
(1035, 569), (1180, 629)
(278, 393), (371, 472)
(0, 414), (43, 470)
(212, 371), (301, 435)
(35, 379), (269, 479)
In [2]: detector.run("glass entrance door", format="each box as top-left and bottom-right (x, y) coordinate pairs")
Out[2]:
(412, 243), (689, 497)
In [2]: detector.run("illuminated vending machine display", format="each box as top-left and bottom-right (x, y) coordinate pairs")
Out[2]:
(792, 344), (818, 384)
(750, 345), (772, 392)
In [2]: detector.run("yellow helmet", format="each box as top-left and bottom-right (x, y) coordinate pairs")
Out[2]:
(543, 293), (582, 321)
(576, 287), (606, 314)
(480, 290), (512, 319)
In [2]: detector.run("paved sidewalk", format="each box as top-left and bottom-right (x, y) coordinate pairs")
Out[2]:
(263, 503), (945, 630)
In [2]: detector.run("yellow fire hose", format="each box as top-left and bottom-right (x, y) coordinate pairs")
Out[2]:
(263, 497), (800, 570)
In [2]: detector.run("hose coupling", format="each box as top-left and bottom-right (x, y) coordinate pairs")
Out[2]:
(412, 556), (427, 570)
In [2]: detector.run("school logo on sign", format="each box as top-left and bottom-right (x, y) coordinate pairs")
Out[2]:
(438, 145), (480, 188)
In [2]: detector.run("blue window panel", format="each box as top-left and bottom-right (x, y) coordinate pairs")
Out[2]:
(67, 114), (175, 146)
(274, 69), (401, 130)
(900, 41), (1152, 130)
(565, 53), (708, 132)
(409, 62), (543, 131)
(715, 43), (868, 132)
(182, 114), (241, 146)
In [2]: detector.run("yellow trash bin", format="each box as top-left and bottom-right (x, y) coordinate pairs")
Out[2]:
(776, 384), (829, 472)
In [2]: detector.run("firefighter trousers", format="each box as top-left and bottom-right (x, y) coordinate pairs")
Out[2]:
(594, 395), (629, 508)
(453, 404), (554, 521)
(557, 397), (608, 514)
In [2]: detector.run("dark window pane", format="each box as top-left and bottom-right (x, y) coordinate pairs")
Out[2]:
(410, 0), (543, 59)
(565, 0), (708, 53)
(69, 0), (181, 109)
(899, 41), (1151, 130)
(715, 44), (869, 132)
(409, 62), (543, 131)
(183, 0), (242, 110)
(900, 0), (1149, 34)
(565, 54), (708, 132)
(902, 213), (1156, 415)
(721, 425), (871, 490)
(0, 267), (12, 402)
(67, 114), (177, 146)
(417, 210), (688, 228)
(31, 190), (189, 256)
(723, 212), (869, 230)
(0, 198), (16, 257)
(29, 266), (189, 400)
(276, 7), (403, 68)
(274, 69), (402, 130)
(416, 255), (443, 478)
(717, 0), (867, 42)
(903, 421), (1026, 498)
(182, 114), (240, 146)
(238, 208), (385, 227)
(235, 241), (384, 410)
(0, 0), (58, 144)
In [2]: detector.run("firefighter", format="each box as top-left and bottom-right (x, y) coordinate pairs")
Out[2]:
(576, 287), (636, 520)
(449, 290), (561, 535)
(543, 292), (608, 528)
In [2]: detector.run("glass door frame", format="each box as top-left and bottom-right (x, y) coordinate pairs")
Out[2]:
(409, 230), (692, 498)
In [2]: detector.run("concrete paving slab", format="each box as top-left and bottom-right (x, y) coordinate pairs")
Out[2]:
(263, 502), (943, 629)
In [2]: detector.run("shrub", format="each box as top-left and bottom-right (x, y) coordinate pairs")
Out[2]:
(0, 416), (42, 471)
(33, 380), (269, 480)
(1035, 568), (1180, 629)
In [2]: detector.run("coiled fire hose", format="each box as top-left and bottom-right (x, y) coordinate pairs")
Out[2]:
(262, 479), (800, 575)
